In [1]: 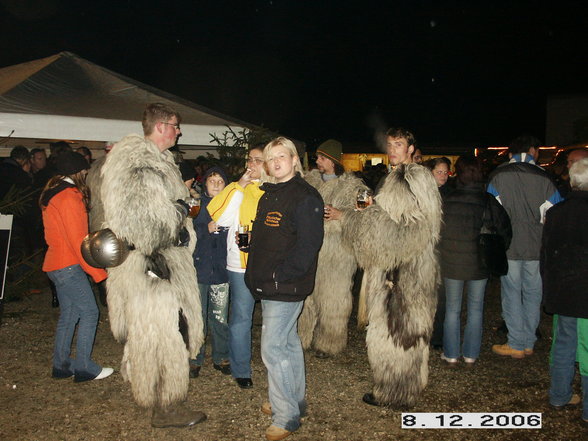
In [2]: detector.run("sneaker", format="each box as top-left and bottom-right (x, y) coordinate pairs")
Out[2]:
(94, 367), (114, 380)
(265, 425), (292, 441)
(551, 394), (581, 410)
(524, 348), (534, 356)
(463, 357), (476, 364)
(492, 343), (525, 359)
(440, 353), (458, 366)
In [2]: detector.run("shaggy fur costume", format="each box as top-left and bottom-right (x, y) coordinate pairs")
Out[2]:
(298, 170), (368, 354)
(342, 164), (441, 407)
(101, 134), (203, 408)
(86, 155), (106, 232)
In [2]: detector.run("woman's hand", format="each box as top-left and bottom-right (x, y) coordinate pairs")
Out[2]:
(238, 168), (254, 188)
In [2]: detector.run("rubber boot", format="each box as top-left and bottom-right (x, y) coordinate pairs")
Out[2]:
(151, 402), (207, 428)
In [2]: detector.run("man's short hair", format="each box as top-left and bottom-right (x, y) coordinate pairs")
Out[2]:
(142, 103), (182, 136)
(30, 148), (46, 157)
(569, 157), (588, 191)
(10, 145), (30, 161)
(386, 127), (416, 147)
(509, 135), (540, 155)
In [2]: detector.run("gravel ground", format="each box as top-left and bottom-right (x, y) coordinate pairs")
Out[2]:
(0, 277), (586, 441)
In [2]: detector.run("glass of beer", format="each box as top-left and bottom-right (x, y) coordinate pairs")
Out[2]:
(238, 224), (249, 249)
(356, 189), (373, 209)
(186, 197), (201, 217)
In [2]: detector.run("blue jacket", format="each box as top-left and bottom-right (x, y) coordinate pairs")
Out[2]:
(193, 192), (229, 285)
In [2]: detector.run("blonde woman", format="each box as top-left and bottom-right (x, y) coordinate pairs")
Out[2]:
(245, 137), (324, 440)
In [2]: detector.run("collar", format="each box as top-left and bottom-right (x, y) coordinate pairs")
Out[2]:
(509, 152), (536, 164)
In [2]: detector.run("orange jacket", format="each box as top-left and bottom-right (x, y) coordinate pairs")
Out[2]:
(42, 187), (107, 283)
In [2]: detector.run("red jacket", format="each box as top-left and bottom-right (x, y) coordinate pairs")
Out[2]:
(42, 187), (107, 283)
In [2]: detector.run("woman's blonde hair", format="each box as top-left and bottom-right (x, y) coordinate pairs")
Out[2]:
(262, 137), (303, 183)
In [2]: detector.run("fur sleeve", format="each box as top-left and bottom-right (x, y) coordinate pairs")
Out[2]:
(101, 135), (185, 255)
(341, 164), (442, 270)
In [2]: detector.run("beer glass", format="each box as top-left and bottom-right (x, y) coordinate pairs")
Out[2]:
(238, 224), (250, 249)
(356, 189), (373, 209)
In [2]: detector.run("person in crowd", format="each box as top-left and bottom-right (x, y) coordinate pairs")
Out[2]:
(245, 137), (324, 441)
(101, 103), (205, 428)
(412, 147), (423, 164)
(558, 148), (588, 198)
(39, 151), (112, 382)
(30, 148), (48, 176)
(488, 135), (563, 359)
(298, 139), (368, 358)
(424, 156), (452, 196)
(190, 166), (231, 377)
(207, 144), (266, 389)
(439, 155), (511, 367)
(424, 155), (454, 348)
(75, 146), (92, 165)
(0, 146), (32, 198)
(342, 127), (441, 408)
(542, 157), (588, 425)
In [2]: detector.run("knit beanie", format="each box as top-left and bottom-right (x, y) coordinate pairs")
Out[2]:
(316, 139), (343, 165)
(54, 151), (90, 176)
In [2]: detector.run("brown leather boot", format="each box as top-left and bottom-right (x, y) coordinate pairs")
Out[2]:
(151, 403), (207, 428)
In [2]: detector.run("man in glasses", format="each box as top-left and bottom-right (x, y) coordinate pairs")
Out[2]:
(101, 103), (206, 428)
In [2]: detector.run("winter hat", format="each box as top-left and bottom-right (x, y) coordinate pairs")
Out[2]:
(316, 139), (343, 165)
(54, 151), (90, 176)
(202, 166), (229, 186)
(179, 161), (195, 181)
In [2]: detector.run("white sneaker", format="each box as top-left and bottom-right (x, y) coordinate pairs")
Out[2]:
(463, 357), (476, 364)
(94, 367), (114, 380)
(440, 353), (458, 363)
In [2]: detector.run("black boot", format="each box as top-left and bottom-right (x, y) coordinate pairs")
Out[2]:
(151, 403), (207, 428)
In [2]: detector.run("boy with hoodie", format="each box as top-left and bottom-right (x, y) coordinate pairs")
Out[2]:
(190, 166), (231, 377)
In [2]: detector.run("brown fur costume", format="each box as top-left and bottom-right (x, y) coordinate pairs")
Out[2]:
(342, 164), (441, 407)
(101, 134), (203, 408)
(298, 170), (368, 355)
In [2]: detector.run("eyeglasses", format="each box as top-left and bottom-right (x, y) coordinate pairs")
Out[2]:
(160, 122), (181, 130)
(247, 157), (264, 164)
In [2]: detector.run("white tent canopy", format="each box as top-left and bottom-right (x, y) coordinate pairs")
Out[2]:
(0, 52), (253, 147)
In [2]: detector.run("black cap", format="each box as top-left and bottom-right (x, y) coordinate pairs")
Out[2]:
(54, 151), (90, 176)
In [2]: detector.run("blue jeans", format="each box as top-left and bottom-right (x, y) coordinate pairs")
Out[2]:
(501, 260), (542, 350)
(443, 278), (488, 360)
(193, 283), (230, 366)
(261, 300), (305, 432)
(228, 271), (256, 378)
(549, 315), (588, 419)
(47, 265), (101, 381)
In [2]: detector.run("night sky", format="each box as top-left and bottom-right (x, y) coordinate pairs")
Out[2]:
(1, 0), (587, 152)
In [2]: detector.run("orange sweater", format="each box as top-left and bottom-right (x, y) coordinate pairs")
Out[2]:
(42, 187), (107, 283)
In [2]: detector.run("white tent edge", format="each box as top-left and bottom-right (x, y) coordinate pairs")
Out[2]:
(0, 113), (243, 147)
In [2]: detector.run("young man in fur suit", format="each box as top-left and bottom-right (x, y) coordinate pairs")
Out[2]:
(101, 103), (206, 428)
(298, 139), (369, 357)
(342, 128), (442, 408)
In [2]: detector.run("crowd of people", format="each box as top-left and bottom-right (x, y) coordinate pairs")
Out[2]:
(1, 102), (588, 437)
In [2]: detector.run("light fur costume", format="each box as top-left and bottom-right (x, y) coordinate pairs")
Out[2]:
(101, 134), (203, 408)
(299, 170), (368, 354)
(86, 155), (106, 232)
(342, 164), (441, 407)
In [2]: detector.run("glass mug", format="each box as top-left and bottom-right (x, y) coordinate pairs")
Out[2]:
(238, 224), (249, 249)
(186, 197), (201, 217)
(356, 189), (373, 209)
